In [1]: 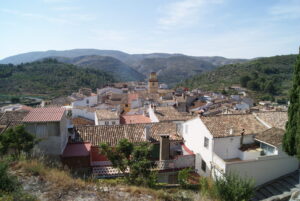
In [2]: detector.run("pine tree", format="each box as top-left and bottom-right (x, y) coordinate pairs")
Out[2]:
(283, 48), (300, 159)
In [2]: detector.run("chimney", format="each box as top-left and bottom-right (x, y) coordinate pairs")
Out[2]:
(144, 125), (151, 141)
(159, 134), (170, 161)
(240, 129), (245, 148)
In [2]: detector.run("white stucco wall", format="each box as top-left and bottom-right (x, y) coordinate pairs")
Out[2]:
(226, 153), (299, 186)
(72, 108), (95, 120)
(213, 135), (255, 160)
(182, 118), (213, 176)
(96, 119), (120, 126)
(71, 96), (97, 107)
(148, 107), (159, 122)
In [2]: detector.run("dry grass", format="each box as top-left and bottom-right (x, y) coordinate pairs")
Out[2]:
(12, 159), (86, 199)
(10, 159), (217, 201)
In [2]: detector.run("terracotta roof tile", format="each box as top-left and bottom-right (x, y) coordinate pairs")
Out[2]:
(255, 127), (285, 147)
(128, 93), (139, 103)
(72, 117), (95, 126)
(120, 115), (151, 124)
(96, 109), (119, 120)
(22, 107), (65, 122)
(73, 122), (182, 146)
(201, 114), (268, 138)
(154, 106), (195, 121)
(0, 110), (29, 125)
(254, 112), (287, 130)
(62, 142), (91, 157)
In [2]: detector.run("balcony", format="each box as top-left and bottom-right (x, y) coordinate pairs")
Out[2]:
(154, 154), (195, 170)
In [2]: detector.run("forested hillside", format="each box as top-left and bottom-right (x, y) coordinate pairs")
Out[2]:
(180, 55), (297, 100)
(0, 59), (115, 98)
(54, 55), (145, 81)
(0, 49), (247, 86)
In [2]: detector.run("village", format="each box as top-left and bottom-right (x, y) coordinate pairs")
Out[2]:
(0, 72), (299, 201)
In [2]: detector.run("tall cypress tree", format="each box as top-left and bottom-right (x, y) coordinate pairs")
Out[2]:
(283, 48), (300, 159)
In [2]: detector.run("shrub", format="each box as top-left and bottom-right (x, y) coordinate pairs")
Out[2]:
(178, 168), (191, 189)
(199, 177), (217, 198)
(214, 173), (254, 201)
(0, 162), (19, 193)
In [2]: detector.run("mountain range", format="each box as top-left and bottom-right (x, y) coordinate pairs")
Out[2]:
(0, 49), (247, 85)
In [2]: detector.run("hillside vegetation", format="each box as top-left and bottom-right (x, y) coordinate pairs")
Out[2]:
(0, 59), (115, 99)
(0, 49), (247, 86)
(54, 55), (145, 82)
(180, 54), (297, 100)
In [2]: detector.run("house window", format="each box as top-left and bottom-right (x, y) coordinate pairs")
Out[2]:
(86, 99), (89, 104)
(201, 160), (207, 172)
(204, 137), (209, 148)
(105, 121), (109, 125)
(112, 121), (116, 125)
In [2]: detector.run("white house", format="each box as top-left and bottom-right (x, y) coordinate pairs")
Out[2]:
(95, 109), (120, 125)
(182, 114), (298, 186)
(71, 94), (97, 107)
(72, 106), (96, 121)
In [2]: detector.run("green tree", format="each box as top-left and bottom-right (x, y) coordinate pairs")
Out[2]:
(100, 139), (156, 186)
(100, 139), (133, 176)
(283, 50), (300, 158)
(240, 75), (251, 87)
(10, 97), (20, 103)
(247, 80), (260, 91)
(128, 142), (157, 187)
(0, 125), (37, 158)
(264, 80), (276, 95)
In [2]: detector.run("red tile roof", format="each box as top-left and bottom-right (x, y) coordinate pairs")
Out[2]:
(120, 115), (151, 124)
(22, 107), (65, 122)
(128, 93), (139, 103)
(62, 142), (91, 157)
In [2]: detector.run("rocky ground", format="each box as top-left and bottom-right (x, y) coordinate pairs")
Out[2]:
(17, 173), (155, 201)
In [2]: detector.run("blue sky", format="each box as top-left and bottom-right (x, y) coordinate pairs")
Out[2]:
(0, 0), (299, 59)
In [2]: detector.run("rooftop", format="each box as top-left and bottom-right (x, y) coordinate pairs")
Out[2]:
(201, 114), (268, 138)
(22, 107), (65, 123)
(96, 109), (119, 120)
(154, 106), (195, 121)
(128, 93), (139, 103)
(120, 114), (151, 124)
(254, 111), (287, 130)
(62, 142), (91, 157)
(255, 127), (285, 147)
(72, 117), (95, 126)
(73, 122), (182, 146)
(0, 110), (29, 125)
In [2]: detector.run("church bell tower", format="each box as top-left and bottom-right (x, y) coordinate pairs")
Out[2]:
(148, 72), (159, 93)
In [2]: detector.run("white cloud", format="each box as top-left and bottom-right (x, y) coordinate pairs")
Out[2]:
(158, 0), (222, 29)
(269, 0), (300, 20)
